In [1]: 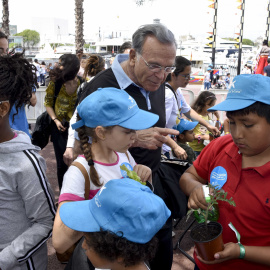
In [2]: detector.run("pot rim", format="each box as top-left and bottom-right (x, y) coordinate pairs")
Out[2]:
(190, 221), (223, 243)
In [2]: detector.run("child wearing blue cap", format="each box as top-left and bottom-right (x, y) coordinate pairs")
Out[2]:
(52, 87), (159, 265)
(59, 178), (171, 270)
(180, 74), (270, 270)
(173, 119), (198, 164)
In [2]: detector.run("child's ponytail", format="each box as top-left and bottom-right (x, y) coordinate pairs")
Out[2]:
(77, 126), (102, 187)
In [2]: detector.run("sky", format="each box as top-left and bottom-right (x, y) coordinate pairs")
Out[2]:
(1, 0), (269, 41)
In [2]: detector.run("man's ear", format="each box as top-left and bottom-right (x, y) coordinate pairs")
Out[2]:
(0, 101), (10, 118)
(129, 49), (137, 66)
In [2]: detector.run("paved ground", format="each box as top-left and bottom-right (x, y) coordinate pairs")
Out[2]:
(40, 142), (196, 270)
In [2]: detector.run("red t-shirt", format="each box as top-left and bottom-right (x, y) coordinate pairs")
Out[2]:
(193, 135), (270, 270)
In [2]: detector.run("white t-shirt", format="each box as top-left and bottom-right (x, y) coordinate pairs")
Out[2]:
(204, 72), (210, 83)
(163, 84), (191, 153)
(59, 151), (136, 202)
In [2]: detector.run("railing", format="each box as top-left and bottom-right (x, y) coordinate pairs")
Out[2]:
(26, 86), (47, 123)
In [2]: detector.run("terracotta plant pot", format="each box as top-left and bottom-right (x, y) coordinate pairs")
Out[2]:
(190, 221), (224, 261)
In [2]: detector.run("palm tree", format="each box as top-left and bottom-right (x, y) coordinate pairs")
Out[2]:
(2, 0), (10, 36)
(75, 0), (84, 55)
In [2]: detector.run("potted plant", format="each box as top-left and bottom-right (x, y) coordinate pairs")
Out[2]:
(187, 184), (236, 261)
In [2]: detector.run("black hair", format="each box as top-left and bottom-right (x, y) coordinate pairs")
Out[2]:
(226, 102), (270, 124)
(268, 58), (270, 64)
(84, 230), (158, 267)
(0, 52), (37, 118)
(166, 56), (191, 82)
(0, 31), (7, 39)
(191, 91), (216, 114)
(119, 41), (132, 53)
(50, 54), (80, 83)
(263, 40), (268, 46)
(84, 55), (105, 78)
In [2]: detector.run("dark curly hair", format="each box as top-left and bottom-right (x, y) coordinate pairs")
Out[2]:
(84, 55), (105, 79)
(0, 52), (37, 118)
(84, 230), (158, 267)
(49, 54), (80, 83)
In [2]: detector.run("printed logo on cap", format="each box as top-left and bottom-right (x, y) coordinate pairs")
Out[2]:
(120, 162), (133, 178)
(210, 166), (227, 189)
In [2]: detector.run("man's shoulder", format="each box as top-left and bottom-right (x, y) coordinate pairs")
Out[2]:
(264, 65), (270, 71)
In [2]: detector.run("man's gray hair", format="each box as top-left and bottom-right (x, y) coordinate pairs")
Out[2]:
(132, 24), (177, 54)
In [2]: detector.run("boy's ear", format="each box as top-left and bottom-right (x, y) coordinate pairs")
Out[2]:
(0, 101), (10, 118)
(95, 126), (106, 140)
(179, 133), (185, 140)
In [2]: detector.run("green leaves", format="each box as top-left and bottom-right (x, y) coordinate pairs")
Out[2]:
(187, 184), (236, 224)
(120, 164), (146, 186)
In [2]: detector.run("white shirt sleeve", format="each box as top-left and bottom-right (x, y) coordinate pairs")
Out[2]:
(66, 108), (77, 148)
(165, 87), (175, 125)
(176, 88), (191, 114)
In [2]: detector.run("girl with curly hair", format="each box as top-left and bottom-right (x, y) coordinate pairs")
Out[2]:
(0, 52), (56, 269)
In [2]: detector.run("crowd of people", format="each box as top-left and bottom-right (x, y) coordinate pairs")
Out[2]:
(1, 23), (270, 270)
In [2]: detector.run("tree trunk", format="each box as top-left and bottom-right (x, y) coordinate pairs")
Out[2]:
(75, 0), (84, 55)
(2, 0), (10, 36)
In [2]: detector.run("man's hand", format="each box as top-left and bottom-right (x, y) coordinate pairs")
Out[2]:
(172, 145), (187, 160)
(63, 148), (74, 166)
(132, 127), (179, 150)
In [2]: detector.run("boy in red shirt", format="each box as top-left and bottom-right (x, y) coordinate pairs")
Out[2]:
(180, 74), (270, 270)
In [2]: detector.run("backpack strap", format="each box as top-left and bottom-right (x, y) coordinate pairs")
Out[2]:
(53, 80), (63, 109)
(125, 152), (130, 162)
(71, 161), (90, 200)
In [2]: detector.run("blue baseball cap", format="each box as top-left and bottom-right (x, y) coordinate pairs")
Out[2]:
(175, 119), (198, 134)
(207, 67), (212, 71)
(60, 178), (171, 244)
(208, 74), (270, 112)
(72, 87), (159, 130)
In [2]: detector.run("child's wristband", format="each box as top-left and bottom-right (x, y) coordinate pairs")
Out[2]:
(238, 243), (245, 259)
(225, 132), (230, 135)
(228, 222), (245, 259)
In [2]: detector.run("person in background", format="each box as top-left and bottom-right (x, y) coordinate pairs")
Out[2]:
(40, 61), (47, 86)
(225, 73), (231, 89)
(0, 52), (55, 270)
(264, 58), (270, 77)
(188, 91), (219, 157)
(255, 40), (270, 75)
(163, 56), (220, 159)
(204, 67), (211, 90)
(119, 41), (132, 54)
(180, 74), (270, 270)
(0, 31), (37, 137)
(0, 31), (8, 55)
(33, 59), (41, 85)
(59, 178), (171, 270)
(44, 54), (82, 190)
(63, 54), (105, 166)
(77, 54), (88, 78)
(173, 119), (198, 164)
